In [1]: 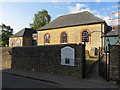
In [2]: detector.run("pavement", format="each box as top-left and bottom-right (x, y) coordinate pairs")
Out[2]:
(2, 68), (119, 88)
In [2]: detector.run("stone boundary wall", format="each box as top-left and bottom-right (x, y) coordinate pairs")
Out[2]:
(99, 53), (107, 80)
(110, 45), (120, 85)
(100, 45), (120, 85)
(0, 47), (12, 68)
(11, 44), (84, 79)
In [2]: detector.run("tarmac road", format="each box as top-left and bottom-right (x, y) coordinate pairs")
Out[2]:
(2, 73), (62, 88)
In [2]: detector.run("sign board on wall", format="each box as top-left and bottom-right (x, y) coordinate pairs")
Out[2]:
(61, 46), (75, 66)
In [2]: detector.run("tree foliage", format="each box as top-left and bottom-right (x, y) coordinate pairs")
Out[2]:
(30, 10), (51, 29)
(0, 23), (13, 47)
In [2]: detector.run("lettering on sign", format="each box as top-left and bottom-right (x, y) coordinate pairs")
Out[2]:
(61, 46), (75, 66)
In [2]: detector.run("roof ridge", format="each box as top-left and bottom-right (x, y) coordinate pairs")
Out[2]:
(23, 28), (27, 37)
(59, 11), (89, 17)
(38, 11), (105, 31)
(86, 12), (104, 22)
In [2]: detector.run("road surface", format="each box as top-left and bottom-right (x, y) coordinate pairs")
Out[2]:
(2, 73), (62, 88)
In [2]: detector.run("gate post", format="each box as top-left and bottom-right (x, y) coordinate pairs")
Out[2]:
(105, 46), (108, 81)
(98, 47), (101, 75)
(108, 44), (110, 82)
(82, 42), (86, 78)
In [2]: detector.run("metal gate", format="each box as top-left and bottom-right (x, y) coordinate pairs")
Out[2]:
(98, 44), (111, 82)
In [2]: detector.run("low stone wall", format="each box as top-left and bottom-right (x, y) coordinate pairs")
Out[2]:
(11, 44), (84, 79)
(99, 53), (107, 80)
(100, 45), (120, 85)
(110, 45), (120, 84)
(0, 47), (12, 68)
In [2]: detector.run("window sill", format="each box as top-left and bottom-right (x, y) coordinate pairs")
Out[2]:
(61, 43), (67, 44)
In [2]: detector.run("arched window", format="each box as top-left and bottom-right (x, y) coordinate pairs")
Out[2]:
(16, 39), (21, 46)
(44, 33), (50, 44)
(11, 39), (14, 47)
(82, 31), (89, 42)
(61, 32), (67, 43)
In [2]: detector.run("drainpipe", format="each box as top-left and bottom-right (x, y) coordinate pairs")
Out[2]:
(101, 23), (103, 53)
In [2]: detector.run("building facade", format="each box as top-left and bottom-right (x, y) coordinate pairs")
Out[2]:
(104, 25), (119, 51)
(9, 28), (37, 47)
(37, 11), (108, 52)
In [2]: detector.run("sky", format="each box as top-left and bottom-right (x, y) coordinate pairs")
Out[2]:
(0, 0), (120, 34)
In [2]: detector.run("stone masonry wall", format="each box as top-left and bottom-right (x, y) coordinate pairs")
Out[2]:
(11, 44), (84, 79)
(37, 23), (104, 52)
(0, 47), (12, 68)
(23, 37), (32, 46)
(100, 45), (120, 85)
(99, 53), (107, 80)
(110, 45), (120, 84)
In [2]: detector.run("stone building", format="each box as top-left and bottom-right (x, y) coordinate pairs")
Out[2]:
(32, 33), (38, 46)
(37, 11), (108, 52)
(104, 25), (119, 51)
(9, 28), (37, 47)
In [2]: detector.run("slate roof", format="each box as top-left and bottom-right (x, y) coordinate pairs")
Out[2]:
(106, 31), (118, 36)
(112, 25), (120, 31)
(37, 11), (105, 31)
(10, 28), (36, 37)
(105, 25), (119, 37)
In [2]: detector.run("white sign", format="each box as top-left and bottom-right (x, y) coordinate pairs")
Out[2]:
(61, 46), (75, 66)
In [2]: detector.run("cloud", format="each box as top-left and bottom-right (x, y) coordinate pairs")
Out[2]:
(103, 12), (120, 25)
(96, 14), (106, 18)
(68, 3), (97, 14)
(101, 8), (105, 10)
(101, 7), (111, 11)
(68, 3), (87, 13)
(103, 16), (112, 25)
(112, 5), (120, 8)
(0, 0), (119, 2)
(113, 20), (120, 25)
(114, 12), (119, 17)
(79, 8), (97, 13)
(103, 12), (107, 14)
(95, 11), (107, 19)
(106, 8), (111, 10)
(108, 12), (119, 18)
(103, 14), (119, 25)
(96, 0), (101, 3)
(57, 14), (64, 17)
(54, 6), (64, 9)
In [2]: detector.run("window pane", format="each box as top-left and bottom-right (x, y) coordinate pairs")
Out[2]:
(16, 39), (20, 46)
(11, 40), (14, 47)
(61, 32), (67, 43)
(65, 58), (70, 64)
(82, 31), (89, 42)
(45, 34), (50, 44)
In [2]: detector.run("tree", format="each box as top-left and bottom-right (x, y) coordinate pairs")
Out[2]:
(30, 10), (51, 29)
(0, 23), (13, 47)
